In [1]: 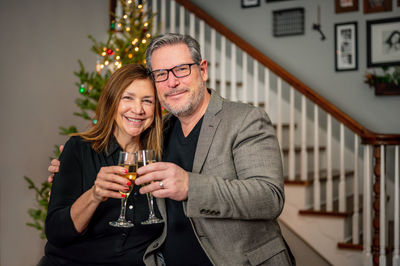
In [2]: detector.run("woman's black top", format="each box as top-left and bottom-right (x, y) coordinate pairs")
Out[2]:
(44, 136), (163, 266)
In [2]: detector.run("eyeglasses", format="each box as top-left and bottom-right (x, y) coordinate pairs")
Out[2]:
(151, 63), (199, 82)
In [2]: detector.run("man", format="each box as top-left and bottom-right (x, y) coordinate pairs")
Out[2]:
(49, 33), (294, 265)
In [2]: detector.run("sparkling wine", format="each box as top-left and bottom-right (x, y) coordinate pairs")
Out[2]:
(120, 164), (136, 196)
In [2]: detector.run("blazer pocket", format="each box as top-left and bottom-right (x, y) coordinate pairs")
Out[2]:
(245, 237), (287, 266)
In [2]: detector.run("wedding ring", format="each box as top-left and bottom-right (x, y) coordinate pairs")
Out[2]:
(159, 181), (164, 188)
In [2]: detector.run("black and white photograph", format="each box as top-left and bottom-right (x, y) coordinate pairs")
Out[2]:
(335, 22), (358, 71)
(335, 0), (359, 13)
(367, 17), (400, 67)
(241, 0), (260, 8)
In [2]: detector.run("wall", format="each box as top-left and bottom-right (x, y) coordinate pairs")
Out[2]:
(190, 0), (400, 133)
(0, 1), (108, 265)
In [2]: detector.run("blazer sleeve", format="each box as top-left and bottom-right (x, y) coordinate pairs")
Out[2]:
(185, 107), (285, 220)
(45, 136), (84, 246)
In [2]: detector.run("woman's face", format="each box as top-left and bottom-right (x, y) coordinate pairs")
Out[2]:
(114, 78), (155, 142)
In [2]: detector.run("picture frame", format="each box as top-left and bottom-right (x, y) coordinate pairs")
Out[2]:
(242, 0), (260, 8)
(335, 0), (359, 13)
(367, 17), (400, 67)
(363, 0), (392, 13)
(335, 22), (358, 71)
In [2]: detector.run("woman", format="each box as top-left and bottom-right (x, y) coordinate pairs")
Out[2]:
(39, 64), (163, 266)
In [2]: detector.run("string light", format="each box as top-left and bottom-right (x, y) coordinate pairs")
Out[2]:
(101, 52), (106, 56)
(134, 47), (139, 52)
(142, 39), (147, 44)
(126, 27), (131, 32)
(144, 22), (149, 27)
(138, 4), (143, 9)
(116, 55), (121, 60)
(104, 60), (109, 65)
(146, 33), (151, 38)
(128, 54), (133, 59)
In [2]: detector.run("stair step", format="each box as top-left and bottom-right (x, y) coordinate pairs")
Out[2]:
(284, 169), (354, 186)
(282, 146), (326, 154)
(337, 240), (363, 251)
(299, 195), (362, 218)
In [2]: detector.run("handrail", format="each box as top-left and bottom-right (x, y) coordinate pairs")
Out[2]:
(175, 0), (400, 145)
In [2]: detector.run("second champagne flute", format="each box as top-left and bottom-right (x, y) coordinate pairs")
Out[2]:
(137, 150), (164, 225)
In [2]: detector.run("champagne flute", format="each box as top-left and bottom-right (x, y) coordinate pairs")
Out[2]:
(137, 150), (164, 224)
(109, 151), (137, 228)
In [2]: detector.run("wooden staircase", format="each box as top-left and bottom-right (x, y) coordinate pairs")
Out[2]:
(112, 0), (400, 265)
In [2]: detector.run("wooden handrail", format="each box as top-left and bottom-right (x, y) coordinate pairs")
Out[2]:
(175, 0), (400, 145)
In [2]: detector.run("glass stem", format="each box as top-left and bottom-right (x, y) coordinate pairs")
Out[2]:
(118, 197), (128, 221)
(146, 193), (155, 218)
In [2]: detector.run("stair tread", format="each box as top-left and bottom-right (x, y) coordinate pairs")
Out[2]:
(299, 194), (363, 218)
(281, 146), (326, 153)
(284, 169), (355, 186)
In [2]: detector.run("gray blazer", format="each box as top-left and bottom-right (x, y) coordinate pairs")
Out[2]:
(144, 89), (294, 266)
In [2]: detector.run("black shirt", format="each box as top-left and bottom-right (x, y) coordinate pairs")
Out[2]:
(162, 116), (213, 266)
(44, 136), (163, 266)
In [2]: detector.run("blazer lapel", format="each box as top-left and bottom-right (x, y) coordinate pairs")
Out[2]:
(192, 89), (223, 173)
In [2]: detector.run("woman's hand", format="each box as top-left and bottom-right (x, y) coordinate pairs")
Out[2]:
(92, 166), (131, 202)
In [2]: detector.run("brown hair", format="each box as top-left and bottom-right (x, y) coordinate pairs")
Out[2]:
(73, 64), (163, 159)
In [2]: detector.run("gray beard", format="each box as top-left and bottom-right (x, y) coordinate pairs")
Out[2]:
(163, 86), (205, 118)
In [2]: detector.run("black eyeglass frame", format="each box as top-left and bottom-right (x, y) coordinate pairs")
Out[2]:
(150, 62), (200, 82)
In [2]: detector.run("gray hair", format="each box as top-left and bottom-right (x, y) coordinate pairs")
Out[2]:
(145, 33), (202, 71)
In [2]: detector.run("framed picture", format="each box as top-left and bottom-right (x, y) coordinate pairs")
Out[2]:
(242, 0), (260, 8)
(335, 22), (358, 71)
(363, 0), (392, 13)
(367, 17), (400, 67)
(335, 0), (359, 13)
(273, 8), (304, 37)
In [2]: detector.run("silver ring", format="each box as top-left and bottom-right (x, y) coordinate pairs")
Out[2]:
(159, 181), (164, 188)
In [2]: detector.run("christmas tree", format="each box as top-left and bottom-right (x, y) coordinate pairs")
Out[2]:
(24, 0), (156, 239)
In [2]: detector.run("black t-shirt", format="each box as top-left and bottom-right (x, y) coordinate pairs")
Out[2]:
(161, 116), (213, 266)
(44, 136), (163, 266)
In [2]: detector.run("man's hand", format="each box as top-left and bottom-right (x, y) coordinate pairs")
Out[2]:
(48, 145), (63, 183)
(135, 162), (189, 201)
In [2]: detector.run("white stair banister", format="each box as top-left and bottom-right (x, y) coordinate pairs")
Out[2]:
(288, 87), (295, 181)
(314, 105), (320, 211)
(179, 5), (185, 34)
(199, 20), (205, 58)
(276, 77), (282, 151)
(169, 0), (176, 33)
(380, 145), (386, 266)
(210, 29), (216, 90)
(189, 13), (195, 37)
(264, 69), (270, 114)
(242, 52), (248, 103)
(301, 95), (307, 181)
(253, 60), (258, 107)
(326, 114), (333, 212)
(151, 0), (158, 36)
(364, 145), (373, 266)
(394, 145), (400, 266)
(339, 123), (345, 212)
(352, 134), (360, 244)
(160, 0), (166, 34)
(220, 36), (226, 98)
(230, 43), (237, 102)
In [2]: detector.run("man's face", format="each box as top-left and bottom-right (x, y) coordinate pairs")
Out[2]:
(150, 43), (208, 117)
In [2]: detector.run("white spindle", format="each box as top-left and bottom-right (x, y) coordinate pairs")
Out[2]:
(314, 105), (320, 210)
(179, 6), (185, 34)
(242, 52), (248, 103)
(352, 134), (360, 244)
(189, 13), (195, 37)
(326, 114), (333, 212)
(380, 145), (386, 266)
(160, 0), (166, 34)
(230, 44), (237, 102)
(363, 145), (373, 266)
(339, 124), (345, 212)
(199, 20), (205, 59)
(170, 0), (176, 33)
(210, 29), (216, 90)
(264, 69), (270, 114)
(220, 36), (226, 98)
(152, 0), (158, 36)
(288, 87), (295, 181)
(301, 95), (307, 181)
(277, 78), (282, 150)
(394, 145), (400, 266)
(253, 61), (258, 106)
